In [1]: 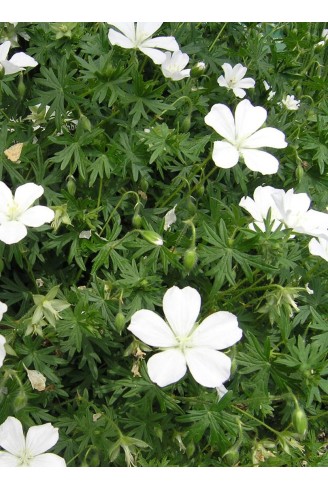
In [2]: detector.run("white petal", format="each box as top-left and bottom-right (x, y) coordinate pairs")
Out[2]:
(232, 63), (247, 80)
(142, 36), (179, 52)
(300, 210), (328, 236)
(0, 301), (7, 318)
(128, 310), (177, 347)
(0, 417), (25, 456)
(147, 349), (187, 387)
(241, 149), (279, 175)
(0, 334), (6, 367)
(212, 141), (240, 168)
(136, 22), (163, 41)
(235, 100), (267, 140)
(19, 206), (54, 227)
(9, 52), (38, 68)
(139, 47), (166, 64)
(192, 311), (242, 350)
(185, 347), (231, 388)
(233, 87), (246, 98)
(108, 29), (135, 48)
(14, 183), (44, 213)
(1, 60), (24, 74)
(236, 77), (255, 89)
(108, 22), (136, 41)
(240, 185), (281, 222)
(0, 221), (27, 244)
(309, 237), (328, 261)
(0, 41), (11, 61)
(25, 423), (59, 456)
(243, 127), (287, 149)
(221, 63), (233, 80)
(217, 75), (229, 88)
(29, 453), (66, 467)
(0, 452), (20, 466)
(204, 104), (236, 142)
(0, 182), (13, 214)
(163, 286), (201, 337)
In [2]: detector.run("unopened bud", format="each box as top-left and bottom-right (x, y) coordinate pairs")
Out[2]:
(191, 61), (206, 77)
(292, 405), (308, 438)
(223, 447), (239, 466)
(66, 175), (76, 196)
(183, 247), (197, 273)
(296, 164), (304, 181)
(80, 114), (92, 132)
(18, 75), (26, 98)
(114, 312), (126, 333)
(132, 213), (143, 229)
(139, 230), (163, 246)
(180, 114), (191, 132)
(14, 390), (27, 412)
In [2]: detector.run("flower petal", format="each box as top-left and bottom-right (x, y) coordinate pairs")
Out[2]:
(163, 286), (201, 337)
(0, 451), (20, 466)
(232, 63), (247, 80)
(25, 423), (59, 456)
(243, 127), (287, 149)
(14, 183), (44, 213)
(142, 36), (179, 52)
(108, 29), (135, 48)
(235, 100), (267, 140)
(19, 206), (54, 227)
(185, 348), (232, 388)
(128, 310), (177, 347)
(233, 87), (246, 98)
(241, 149), (279, 175)
(217, 75), (229, 88)
(136, 22), (163, 41)
(221, 63), (233, 79)
(0, 334), (6, 367)
(309, 237), (328, 261)
(29, 453), (66, 467)
(139, 47), (166, 64)
(0, 221), (27, 244)
(192, 311), (242, 350)
(0, 417), (25, 456)
(0, 41), (11, 61)
(9, 52), (38, 68)
(0, 60), (23, 75)
(108, 22), (136, 41)
(212, 141), (240, 169)
(0, 182), (13, 215)
(147, 349), (187, 387)
(204, 104), (236, 142)
(237, 77), (255, 89)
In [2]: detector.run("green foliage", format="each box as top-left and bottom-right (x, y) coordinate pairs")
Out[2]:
(0, 21), (327, 467)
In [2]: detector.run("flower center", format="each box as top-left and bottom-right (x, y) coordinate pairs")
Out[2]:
(18, 449), (34, 466)
(176, 334), (193, 352)
(6, 200), (22, 220)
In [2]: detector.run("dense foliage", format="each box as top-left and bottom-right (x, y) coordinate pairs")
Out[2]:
(0, 21), (327, 467)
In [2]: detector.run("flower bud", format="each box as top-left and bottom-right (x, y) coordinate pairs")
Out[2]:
(140, 178), (149, 192)
(66, 175), (76, 196)
(14, 390), (27, 412)
(186, 197), (197, 215)
(180, 114), (191, 132)
(114, 312), (126, 333)
(132, 213), (143, 229)
(292, 405), (308, 438)
(183, 247), (197, 273)
(296, 164), (304, 181)
(80, 114), (92, 132)
(139, 230), (163, 246)
(223, 447), (239, 466)
(191, 61), (206, 77)
(195, 183), (205, 197)
(18, 75), (26, 98)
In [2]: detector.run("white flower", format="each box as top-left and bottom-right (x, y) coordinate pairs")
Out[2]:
(240, 186), (328, 238)
(272, 188), (328, 237)
(309, 237), (328, 262)
(127, 286), (242, 388)
(281, 95), (300, 111)
(239, 185), (284, 231)
(26, 104), (51, 131)
(0, 182), (55, 245)
(217, 63), (255, 98)
(0, 417), (66, 467)
(204, 99), (287, 175)
(164, 205), (177, 231)
(263, 80), (276, 101)
(0, 335), (6, 368)
(161, 50), (190, 81)
(108, 22), (179, 64)
(24, 365), (47, 391)
(0, 41), (37, 75)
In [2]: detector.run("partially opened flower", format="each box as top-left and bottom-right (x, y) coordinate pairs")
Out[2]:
(204, 99), (287, 175)
(217, 63), (255, 98)
(239, 185), (284, 231)
(281, 95), (300, 111)
(128, 286), (242, 388)
(161, 50), (190, 81)
(0, 182), (55, 245)
(309, 237), (328, 262)
(108, 22), (179, 64)
(0, 335), (6, 368)
(0, 417), (66, 467)
(0, 41), (37, 75)
(164, 205), (177, 231)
